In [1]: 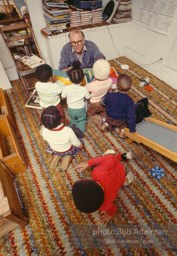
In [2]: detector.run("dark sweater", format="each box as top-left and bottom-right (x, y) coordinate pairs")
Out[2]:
(102, 92), (136, 132)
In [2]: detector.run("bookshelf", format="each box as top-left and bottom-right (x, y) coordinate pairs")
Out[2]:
(0, 88), (16, 127)
(40, 1), (132, 37)
(0, 161), (27, 237)
(0, 21), (44, 93)
(0, 115), (27, 174)
(42, 0), (103, 34)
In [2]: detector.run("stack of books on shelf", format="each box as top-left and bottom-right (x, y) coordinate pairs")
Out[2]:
(70, 10), (81, 27)
(69, 4), (103, 27)
(80, 10), (92, 26)
(92, 8), (102, 24)
(42, 0), (71, 32)
(112, 0), (132, 24)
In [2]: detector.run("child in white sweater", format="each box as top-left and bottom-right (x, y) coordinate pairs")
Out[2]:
(35, 64), (65, 123)
(41, 106), (83, 171)
(62, 61), (90, 138)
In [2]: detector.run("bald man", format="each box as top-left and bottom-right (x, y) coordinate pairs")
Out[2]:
(59, 28), (105, 70)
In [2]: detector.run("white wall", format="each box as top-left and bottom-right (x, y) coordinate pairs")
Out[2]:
(27, 0), (51, 64)
(0, 35), (19, 81)
(0, 61), (12, 89)
(124, 0), (177, 90)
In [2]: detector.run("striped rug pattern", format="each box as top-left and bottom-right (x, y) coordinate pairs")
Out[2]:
(0, 57), (176, 256)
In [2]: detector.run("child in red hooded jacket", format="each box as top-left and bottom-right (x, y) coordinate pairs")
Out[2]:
(72, 150), (133, 222)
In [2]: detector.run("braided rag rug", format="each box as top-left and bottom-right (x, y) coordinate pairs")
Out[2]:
(0, 57), (177, 256)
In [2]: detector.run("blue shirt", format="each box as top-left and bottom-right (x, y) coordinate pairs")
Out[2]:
(102, 92), (136, 132)
(59, 40), (105, 70)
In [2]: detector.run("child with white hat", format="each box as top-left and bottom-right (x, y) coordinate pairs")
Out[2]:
(86, 59), (113, 117)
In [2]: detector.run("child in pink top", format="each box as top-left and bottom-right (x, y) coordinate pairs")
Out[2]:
(86, 59), (113, 116)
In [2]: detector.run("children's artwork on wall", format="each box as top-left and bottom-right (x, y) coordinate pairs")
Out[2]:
(135, 0), (177, 35)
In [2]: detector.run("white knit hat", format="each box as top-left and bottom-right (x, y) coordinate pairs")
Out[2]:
(93, 59), (110, 80)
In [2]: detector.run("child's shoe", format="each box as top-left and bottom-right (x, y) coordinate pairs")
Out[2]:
(121, 151), (132, 160)
(101, 122), (109, 131)
(116, 128), (126, 138)
(126, 151), (132, 160)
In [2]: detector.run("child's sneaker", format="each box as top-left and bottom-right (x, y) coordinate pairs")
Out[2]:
(121, 151), (132, 160)
(126, 151), (132, 160)
(101, 122), (108, 131)
(124, 171), (134, 185)
(116, 128), (126, 138)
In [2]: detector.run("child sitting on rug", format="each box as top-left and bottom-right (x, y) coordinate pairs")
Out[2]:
(40, 106), (83, 171)
(101, 74), (151, 137)
(86, 59), (113, 117)
(35, 64), (65, 123)
(61, 61), (90, 138)
(72, 150), (133, 223)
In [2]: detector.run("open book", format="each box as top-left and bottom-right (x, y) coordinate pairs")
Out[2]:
(19, 54), (45, 69)
(25, 89), (42, 109)
(84, 67), (118, 88)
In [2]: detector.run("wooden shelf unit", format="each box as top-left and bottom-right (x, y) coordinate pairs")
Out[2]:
(0, 162), (27, 237)
(0, 88), (16, 127)
(0, 115), (27, 174)
(0, 22), (43, 93)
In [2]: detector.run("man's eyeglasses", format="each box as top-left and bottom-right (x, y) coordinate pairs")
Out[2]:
(70, 39), (84, 47)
